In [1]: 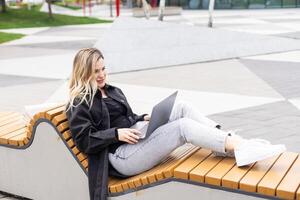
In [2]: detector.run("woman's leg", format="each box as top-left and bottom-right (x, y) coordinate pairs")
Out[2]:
(169, 101), (219, 128)
(109, 117), (228, 176)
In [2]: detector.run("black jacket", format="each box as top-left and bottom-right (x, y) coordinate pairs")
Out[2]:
(66, 84), (146, 200)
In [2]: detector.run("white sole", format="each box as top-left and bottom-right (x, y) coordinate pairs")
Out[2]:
(236, 145), (286, 167)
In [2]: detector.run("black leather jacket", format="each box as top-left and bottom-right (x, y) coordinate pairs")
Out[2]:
(66, 84), (146, 200)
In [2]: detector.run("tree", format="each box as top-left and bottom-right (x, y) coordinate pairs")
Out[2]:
(46, 0), (53, 18)
(158, 0), (165, 21)
(208, 0), (215, 27)
(1, 0), (6, 13)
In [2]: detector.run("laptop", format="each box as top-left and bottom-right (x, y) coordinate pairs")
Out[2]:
(131, 91), (178, 139)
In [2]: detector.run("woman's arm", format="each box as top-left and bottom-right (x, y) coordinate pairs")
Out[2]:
(66, 102), (119, 154)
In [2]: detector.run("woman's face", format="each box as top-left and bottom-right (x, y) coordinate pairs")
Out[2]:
(95, 58), (107, 89)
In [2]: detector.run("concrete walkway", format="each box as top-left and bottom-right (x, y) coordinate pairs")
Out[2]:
(1, 8), (300, 199)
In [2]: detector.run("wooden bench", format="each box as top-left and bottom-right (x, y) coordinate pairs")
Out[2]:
(0, 106), (300, 200)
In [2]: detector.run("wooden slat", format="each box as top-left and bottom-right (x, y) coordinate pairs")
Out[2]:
(123, 150), (180, 190)
(0, 112), (17, 120)
(189, 154), (223, 183)
(161, 146), (199, 179)
(239, 155), (279, 193)
(52, 112), (67, 126)
(174, 148), (211, 179)
(0, 121), (26, 137)
(0, 115), (25, 127)
(222, 163), (255, 189)
(45, 106), (65, 121)
(77, 153), (87, 162)
(205, 157), (236, 186)
(297, 187), (300, 200)
(57, 121), (69, 133)
(0, 112), (13, 118)
(81, 158), (88, 168)
(23, 136), (30, 145)
(72, 146), (80, 155)
(0, 113), (23, 127)
(114, 150), (185, 193)
(155, 146), (199, 183)
(137, 145), (191, 187)
(109, 178), (122, 193)
(111, 145), (195, 193)
(257, 152), (298, 196)
(140, 148), (184, 185)
(32, 112), (44, 124)
(276, 155), (300, 199)
(8, 131), (27, 146)
(62, 130), (72, 140)
(0, 128), (26, 145)
(26, 119), (34, 138)
(112, 151), (183, 193)
(37, 104), (65, 119)
(67, 139), (75, 148)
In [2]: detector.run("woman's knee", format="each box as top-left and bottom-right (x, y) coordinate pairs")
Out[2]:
(178, 117), (197, 133)
(174, 100), (189, 111)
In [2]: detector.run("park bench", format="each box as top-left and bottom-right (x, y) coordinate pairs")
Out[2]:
(0, 105), (300, 200)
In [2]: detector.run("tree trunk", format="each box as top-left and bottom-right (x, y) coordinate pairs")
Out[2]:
(47, 0), (53, 18)
(158, 0), (165, 21)
(1, 0), (6, 13)
(142, 0), (150, 19)
(208, 0), (215, 27)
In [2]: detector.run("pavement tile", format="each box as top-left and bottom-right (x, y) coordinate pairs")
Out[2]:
(15, 40), (97, 50)
(0, 74), (59, 87)
(0, 79), (65, 112)
(209, 101), (300, 152)
(241, 59), (300, 98)
(109, 59), (283, 98)
(0, 46), (73, 60)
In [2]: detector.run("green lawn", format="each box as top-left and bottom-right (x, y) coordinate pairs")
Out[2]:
(0, 32), (25, 44)
(0, 6), (112, 29)
(54, 2), (82, 10)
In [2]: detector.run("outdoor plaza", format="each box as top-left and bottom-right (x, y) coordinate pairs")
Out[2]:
(0, 5), (300, 200)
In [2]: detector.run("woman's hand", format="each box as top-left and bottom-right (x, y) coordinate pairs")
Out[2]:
(117, 128), (141, 144)
(144, 114), (150, 121)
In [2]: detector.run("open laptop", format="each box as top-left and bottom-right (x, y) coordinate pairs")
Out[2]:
(131, 91), (178, 139)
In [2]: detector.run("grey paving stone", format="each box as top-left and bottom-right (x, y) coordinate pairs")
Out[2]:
(0, 80), (65, 112)
(16, 39), (97, 50)
(95, 17), (300, 73)
(241, 59), (300, 98)
(260, 18), (300, 23)
(273, 31), (300, 40)
(209, 101), (300, 153)
(35, 26), (110, 38)
(0, 74), (60, 87)
(0, 46), (73, 60)
(109, 59), (282, 98)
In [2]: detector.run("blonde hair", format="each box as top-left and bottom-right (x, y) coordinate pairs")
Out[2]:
(67, 48), (104, 110)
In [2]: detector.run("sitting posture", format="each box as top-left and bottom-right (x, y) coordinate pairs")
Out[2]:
(66, 48), (286, 200)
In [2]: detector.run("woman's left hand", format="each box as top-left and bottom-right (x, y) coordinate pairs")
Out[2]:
(144, 114), (150, 121)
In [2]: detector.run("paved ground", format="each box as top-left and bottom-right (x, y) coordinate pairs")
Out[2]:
(1, 8), (300, 199)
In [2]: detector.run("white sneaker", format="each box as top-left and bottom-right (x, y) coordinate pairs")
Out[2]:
(234, 139), (286, 167)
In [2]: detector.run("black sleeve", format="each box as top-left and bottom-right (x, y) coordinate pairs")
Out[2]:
(66, 102), (119, 154)
(133, 113), (148, 122)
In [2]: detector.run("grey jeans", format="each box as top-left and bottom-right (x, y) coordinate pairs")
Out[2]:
(108, 101), (228, 176)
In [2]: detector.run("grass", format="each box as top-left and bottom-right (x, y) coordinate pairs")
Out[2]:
(54, 2), (83, 10)
(0, 6), (112, 29)
(0, 32), (25, 44)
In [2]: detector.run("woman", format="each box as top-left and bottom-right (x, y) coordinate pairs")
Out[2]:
(66, 48), (286, 200)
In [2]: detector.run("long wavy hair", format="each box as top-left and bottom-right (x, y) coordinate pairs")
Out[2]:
(67, 48), (104, 110)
